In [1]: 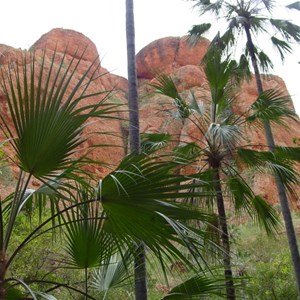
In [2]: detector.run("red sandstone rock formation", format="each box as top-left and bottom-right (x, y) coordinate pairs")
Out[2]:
(0, 29), (299, 207)
(136, 36), (210, 80)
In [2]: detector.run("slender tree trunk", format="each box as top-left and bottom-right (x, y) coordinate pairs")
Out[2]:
(125, 1), (148, 299)
(212, 165), (236, 300)
(126, 0), (140, 152)
(0, 250), (7, 299)
(133, 243), (147, 300)
(244, 24), (300, 298)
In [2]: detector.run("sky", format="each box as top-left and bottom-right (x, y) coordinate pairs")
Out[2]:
(1, 0), (300, 114)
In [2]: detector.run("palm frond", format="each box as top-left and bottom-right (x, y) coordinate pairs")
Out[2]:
(188, 91), (206, 116)
(192, 0), (224, 16)
(275, 146), (300, 162)
(220, 29), (236, 50)
(257, 50), (274, 72)
(184, 169), (216, 211)
(271, 36), (293, 61)
(0, 49), (120, 179)
(63, 188), (114, 269)
(206, 32), (227, 53)
(237, 148), (299, 189)
(90, 248), (133, 294)
(247, 89), (298, 126)
(188, 23), (212, 46)
(261, 0), (275, 12)
(162, 272), (227, 299)
(226, 175), (280, 235)
(99, 152), (217, 268)
(286, 1), (300, 11)
(251, 195), (281, 235)
(237, 54), (252, 81)
(151, 74), (192, 119)
(204, 51), (241, 110)
(206, 123), (241, 151)
(3, 278), (38, 300)
(141, 132), (172, 153)
(229, 15), (248, 28)
(270, 19), (300, 42)
(249, 17), (269, 33)
(172, 143), (202, 165)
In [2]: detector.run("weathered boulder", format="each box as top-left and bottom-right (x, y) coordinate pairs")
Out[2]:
(136, 36), (210, 80)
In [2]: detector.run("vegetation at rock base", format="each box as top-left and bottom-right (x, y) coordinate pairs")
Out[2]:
(6, 209), (300, 299)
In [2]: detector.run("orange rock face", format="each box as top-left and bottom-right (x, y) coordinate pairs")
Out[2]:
(136, 36), (210, 80)
(0, 30), (299, 208)
(33, 28), (100, 64)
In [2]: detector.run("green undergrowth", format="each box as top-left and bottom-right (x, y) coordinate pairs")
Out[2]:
(6, 210), (300, 299)
(230, 213), (300, 300)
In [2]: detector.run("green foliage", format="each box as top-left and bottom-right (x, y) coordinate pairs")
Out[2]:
(293, 137), (300, 147)
(247, 251), (297, 300)
(235, 222), (299, 300)
(162, 273), (227, 299)
(8, 212), (83, 299)
(247, 89), (298, 126)
(7, 210), (300, 299)
(0, 47), (229, 296)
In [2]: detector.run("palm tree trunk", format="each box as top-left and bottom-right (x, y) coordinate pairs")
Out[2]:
(212, 166), (236, 300)
(0, 250), (7, 299)
(133, 243), (147, 300)
(244, 24), (300, 297)
(126, 1), (148, 299)
(126, 0), (140, 152)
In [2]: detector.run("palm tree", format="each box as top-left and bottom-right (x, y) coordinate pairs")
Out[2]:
(151, 51), (293, 299)
(187, 0), (300, 295)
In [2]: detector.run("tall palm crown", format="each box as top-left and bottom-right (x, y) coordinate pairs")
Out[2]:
(189, 0), (300, 75)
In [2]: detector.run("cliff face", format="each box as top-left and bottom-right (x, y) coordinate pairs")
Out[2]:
(0, 29), (299, 206)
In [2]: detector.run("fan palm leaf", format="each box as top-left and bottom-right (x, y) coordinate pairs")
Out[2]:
(0, 50), (120, 179)
(99, 152), (218, 269)
(90, 248), (134, 297)
(162, 272), (227, 299)
(62, 198), (115, 299)
(225, 174), (280, 235)
(151, 74), (192, 119)
(237, 147), (300, 190)
(247, 88), (299, 126)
